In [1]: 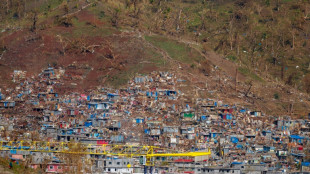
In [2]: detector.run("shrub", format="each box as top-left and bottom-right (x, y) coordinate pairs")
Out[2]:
(274, 93), (279, 99)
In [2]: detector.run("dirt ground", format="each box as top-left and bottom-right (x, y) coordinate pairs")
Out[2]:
(0, 165), (13, 174)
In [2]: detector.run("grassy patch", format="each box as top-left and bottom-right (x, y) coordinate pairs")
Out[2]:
(72, 17), (86, 28)
(107, 46), (167, 88)
(38, 0), (64, 13)
(70, 18), (115, 37)
(238, 67), (264, 82)
(146, 49), (168, 67)
(107, 63), (143, 88)
(145, 35), (204, 64)
(86, 3), (112, 24)
(227, 55), (237, 62)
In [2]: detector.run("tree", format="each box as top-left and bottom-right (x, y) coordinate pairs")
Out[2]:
(56, 143), (89, 174)
(130, 0), (143, 18)
(64, 3), (69, 15)
(6, 0), (9, 14)
(30, 11), (38, 32)
(110, 8), (120, 27)
(303, 74), (310, 93)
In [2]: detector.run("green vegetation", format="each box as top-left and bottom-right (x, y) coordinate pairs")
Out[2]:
(227, 55), (237, 62)
(145, 35), (204, 64)
(38, 0), (64, 13)
(69, 17), (115, 37)
(274, 93), (280, 100)
(107, 63), (143, 88)
(238, 67), (264, 82)
(0, 158), (38, 174)
(107, 47), (168, 88)
(147, 49), (168, 67)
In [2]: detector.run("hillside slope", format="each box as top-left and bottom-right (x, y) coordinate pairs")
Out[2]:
(0, 0), (309, 117)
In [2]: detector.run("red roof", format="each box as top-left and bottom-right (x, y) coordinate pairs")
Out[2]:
(174, 159), (194, 163)
(184, 171), (194, 174)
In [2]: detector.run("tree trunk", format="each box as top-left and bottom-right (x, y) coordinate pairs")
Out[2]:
(6, 0), (9, 14)
(292, 31), (295, 50)
(235, 68), (238, 92)
(175, 9), (182, 32)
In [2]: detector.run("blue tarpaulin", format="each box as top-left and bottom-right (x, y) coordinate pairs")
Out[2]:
(201, 115), (207, 121)
(236, 144), (243, 149)
(108, 93), (118, 99)
(240, 109), (246, 113)
(91, 114), (96, 118)
(231, 137), (239, 143)
(290, 135), (304, 139)
(144, 129), (150, 134)
(136, 119), (144, 123)
(263, 146), (271, 152)
(166, 90), (177, 96)
(302, 162), (310, 166)
(84, 122), (92, 127)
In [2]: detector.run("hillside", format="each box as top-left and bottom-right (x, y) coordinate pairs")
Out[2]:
(0, 0), (309, 117)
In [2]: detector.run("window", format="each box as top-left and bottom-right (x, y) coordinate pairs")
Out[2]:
(108, 168), (110, 172)
(198, 169), (201, 171)
(49, 166), (54, 169)
(232, 170), (235, 173)
(58, 166), (62, 169)
(117, 162), (120, 165)
(109, 162), (112, 165)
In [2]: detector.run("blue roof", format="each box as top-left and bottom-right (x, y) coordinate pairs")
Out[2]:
(302, 162), (310, 167)
(231, 162), (243, 165)
(262, 130), (272, 133)
(108, 93), (119, 96)
(290, 135), (304, 139)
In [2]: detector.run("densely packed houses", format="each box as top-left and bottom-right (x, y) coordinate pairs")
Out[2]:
(0, 67), (309, 173)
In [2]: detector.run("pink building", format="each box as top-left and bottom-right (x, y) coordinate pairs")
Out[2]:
(46, 163), (64, 173)
(30, 164), (40, 170)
